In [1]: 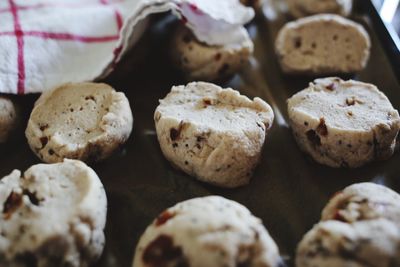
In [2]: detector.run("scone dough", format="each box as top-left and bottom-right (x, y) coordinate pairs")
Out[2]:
(170, 24), (253, 82)
(26, 83), (133, 163)
(0, 159), (107, 267)
(133, 196), (282, 267)
(275, 14), (370, 75)
(0, 95), (18, 143)
(154, 82), (274, 188)
(286, 0), (353, 18)
(296, 219), (400, 267)
(287, 77), (400, 168)
(321, 182), (400, 224)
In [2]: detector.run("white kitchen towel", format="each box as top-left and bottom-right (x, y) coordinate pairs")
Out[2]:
(0, 0), (254, 94)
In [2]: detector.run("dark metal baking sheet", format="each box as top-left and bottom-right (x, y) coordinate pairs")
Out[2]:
(1, 0), (399, 266)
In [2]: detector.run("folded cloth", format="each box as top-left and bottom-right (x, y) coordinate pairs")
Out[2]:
(0, 0), (254, 94)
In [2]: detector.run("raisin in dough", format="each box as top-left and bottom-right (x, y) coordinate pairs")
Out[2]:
(296, 219), (400, 267)
(0, 95), (18, 143)
(275, 14), (370, 75)
(286, 0), (353, 18)
(25, 83), (133, 163)
(321, 183), (400, 224)
(0, 160), (107, 267)
(170, 25), (253, 82)
(154, 82), (274, 188)
(132, 196), (282, 267)
(287, 77), (400, 168)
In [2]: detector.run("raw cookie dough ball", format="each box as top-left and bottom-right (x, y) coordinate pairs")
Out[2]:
(170, 24), (253, 82)
(26, 83), (133, 163)
(133, 196), (282, 267)
(286, 0), (353, 18)
(321, 182), (400, 224)
(154, 82), (274, 188)
(296, 219), (400, 267)
(0, 95), (18, 143)
(287, 77), (400, 168)
(0, 159), (107, 267)
(275, 14), (370, 75)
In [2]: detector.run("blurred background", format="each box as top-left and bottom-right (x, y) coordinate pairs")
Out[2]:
(372, 0), (400, 35)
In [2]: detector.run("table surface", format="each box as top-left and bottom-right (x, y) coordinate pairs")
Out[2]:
(373, 0), (400, 35)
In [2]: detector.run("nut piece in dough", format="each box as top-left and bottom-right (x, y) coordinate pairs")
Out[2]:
(133, 196), (283, 267)
(321, 182), (400, 224)
(287, 77), (400, 168)
(296, 219), (400, 267)
(25, 82), (133, 163)
(275, 14), (370, 75)
(154, 82), (274, 188)
(286, 0), (353, 18)
(0, 159), (107, 267)
(0, 95), (18, 143)
(170, 25), (253, 82)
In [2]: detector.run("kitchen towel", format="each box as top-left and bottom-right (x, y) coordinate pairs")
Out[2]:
(0, 0), (254, 94)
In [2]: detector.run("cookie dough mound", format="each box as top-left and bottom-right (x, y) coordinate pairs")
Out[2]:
(321, 183), (400, 224)
(0, 95), (18, 143)
(296, 219), (400, 267)
(26, 83), (133, 163)
(275, 14), (370, 75)
(286, 0), (353, 18)
(154, 82), (274, 188)
(133, 196), (282, 267)
(170, 25), (253, 82)
(287, 77), (400, 168)
(0, 160), (107, 267)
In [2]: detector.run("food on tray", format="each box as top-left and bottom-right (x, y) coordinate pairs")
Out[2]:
(0, 95), (18, 143)
(170, 24), (253, 82)
(297, 182), (400, 267)
(154, 82), (274, 188)
(287, 77), (400, 168)
(0, 160), (107, 267)
(286, 0), (353, 18)
(25, 83), (133, 163)
(296, 219), (400, 267)
(275, 14), (370, 75)
(132, 196), (282, 267)
(321, 183), (400, 224)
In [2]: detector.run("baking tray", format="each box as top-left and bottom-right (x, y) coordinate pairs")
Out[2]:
(1, 0), (399, 266)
